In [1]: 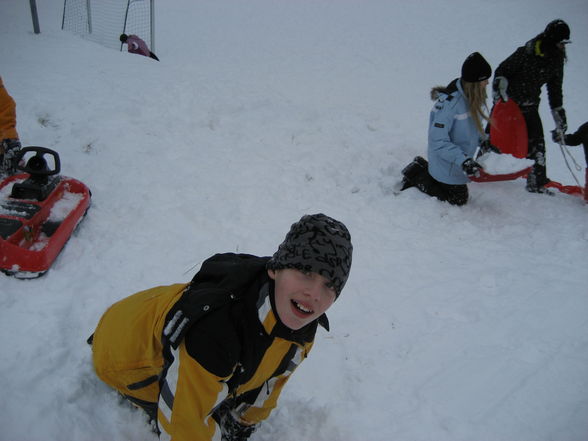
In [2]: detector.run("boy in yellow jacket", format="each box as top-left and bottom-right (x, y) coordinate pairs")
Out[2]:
(90, 213), (353, 441)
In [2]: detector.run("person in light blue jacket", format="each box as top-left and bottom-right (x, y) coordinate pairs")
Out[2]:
(400, 52), (493, 205)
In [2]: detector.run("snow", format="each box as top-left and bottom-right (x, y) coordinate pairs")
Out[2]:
(476, 152), (534, 174)
(0, 178), (26, 203)
(47, 190), (84, 222)
(1, 0), (587, 440)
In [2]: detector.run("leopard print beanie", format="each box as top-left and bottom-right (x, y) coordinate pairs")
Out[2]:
(267, 213), (352, 297)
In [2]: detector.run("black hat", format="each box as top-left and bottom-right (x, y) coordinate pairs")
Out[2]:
(267, 214), (353, 298)
(543, 19), (570, 43)
(119, 34), (128, 43)
(461, 52), (492, 83)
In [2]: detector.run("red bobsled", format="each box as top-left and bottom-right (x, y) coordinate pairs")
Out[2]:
(471, 99), (533, 182)
(0, 147), (91, 278)
(489, 99), (529, 159)
(471, 99), (585, 199)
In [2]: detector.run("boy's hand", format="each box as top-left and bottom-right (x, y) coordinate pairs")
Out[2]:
(217, 403), (257, 441)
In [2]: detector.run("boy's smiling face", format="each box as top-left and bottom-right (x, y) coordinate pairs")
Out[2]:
(268, 268), (336, 330)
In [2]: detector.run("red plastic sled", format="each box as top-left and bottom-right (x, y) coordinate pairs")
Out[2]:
(473, 167), (531, 182)
(489, 99), (529, 158)
(544, 180), (585, 197)
(472, 100), (586, 199)
(0, 147), (91, 278)
(472, 99), (532, 183)
(473, 168), (584, 198)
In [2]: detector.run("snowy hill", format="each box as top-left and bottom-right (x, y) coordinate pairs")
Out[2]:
(1, 0), (587, 440)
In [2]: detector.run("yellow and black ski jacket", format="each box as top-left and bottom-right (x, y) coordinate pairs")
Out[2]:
(0, 76), (18, 141)
(92, 253), (328, 441)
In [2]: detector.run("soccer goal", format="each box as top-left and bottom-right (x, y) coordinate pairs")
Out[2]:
(62, 0), (155, 52)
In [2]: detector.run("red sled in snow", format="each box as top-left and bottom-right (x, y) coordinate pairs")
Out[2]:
(472, 98), (533, 182)
(471, 99), (586, 200)
(0, 147), (91, 278)
(489, 99), (529, 159)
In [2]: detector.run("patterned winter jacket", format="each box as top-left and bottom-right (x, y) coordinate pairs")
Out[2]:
(427, 79), (482, 185)
(92, 253), (327, 441)
(0, 76), (18, 140)
(494, 37), (565, 109)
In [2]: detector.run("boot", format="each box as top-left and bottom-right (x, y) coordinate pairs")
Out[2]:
(400, 156), (427, 191)
(526, 170), (554, 195)
(401, 156), (427, 178)
(0, 139), (21, 176)
(526, 162), (554, 195)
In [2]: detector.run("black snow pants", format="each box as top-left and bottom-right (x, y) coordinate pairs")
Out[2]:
(402, 157), (469, 206)
(520, 104), (549, 189)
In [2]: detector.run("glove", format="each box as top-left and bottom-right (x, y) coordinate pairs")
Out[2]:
(1, 138), (22, 175)
(480, 138), (501, 154)
(551, 129), (566, 145)
(462, 158), (483, 178)
(492, 76), (508, 103)
(216, 402), (257, 441)
(551, 107), (567, 133)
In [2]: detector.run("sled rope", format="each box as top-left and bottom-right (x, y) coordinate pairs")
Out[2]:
(557, 141), (583, 188)
(561, 144), (583, 171)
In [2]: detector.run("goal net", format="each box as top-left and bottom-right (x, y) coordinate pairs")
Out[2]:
(62, 0), (154, 52)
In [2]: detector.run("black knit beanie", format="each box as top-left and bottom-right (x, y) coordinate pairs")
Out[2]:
(543, 19), (570, 44)
(267, 213), (353, 298)
(461, 52), (492, 82)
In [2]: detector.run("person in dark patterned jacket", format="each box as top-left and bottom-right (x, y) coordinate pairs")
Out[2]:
(492, 19), (571, 194)
(90, 213), (352, 441)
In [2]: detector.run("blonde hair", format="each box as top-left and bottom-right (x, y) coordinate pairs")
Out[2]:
(461, 80), (491, 134)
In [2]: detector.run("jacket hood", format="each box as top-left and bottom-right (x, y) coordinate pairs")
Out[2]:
(190, 253), (330, 333)
(189, 253), (270, 293)
(430, 78), (459, 101)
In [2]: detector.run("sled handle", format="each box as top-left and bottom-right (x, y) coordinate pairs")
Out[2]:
(16, 146), (61, 176)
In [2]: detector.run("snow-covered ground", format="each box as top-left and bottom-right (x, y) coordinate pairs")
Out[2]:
(1, 1), (587, 440)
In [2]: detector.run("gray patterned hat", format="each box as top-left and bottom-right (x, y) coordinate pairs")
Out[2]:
(267, 213), (353, 297)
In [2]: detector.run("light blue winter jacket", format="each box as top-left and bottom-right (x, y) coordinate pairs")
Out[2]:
(427, 79), (483, 185)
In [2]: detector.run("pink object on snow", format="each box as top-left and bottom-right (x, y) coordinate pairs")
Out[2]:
(124, 35), (151, 57)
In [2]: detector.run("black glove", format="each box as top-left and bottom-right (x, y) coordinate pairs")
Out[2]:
(551, 107), (567, 133)
(462, 158), (483, 178)
(480, 138), (501, 154)
(492, 76), (508, 103)
(1, 138), (22, 175)
(215, 402), (257, 441)
(551, 129), (566, 145)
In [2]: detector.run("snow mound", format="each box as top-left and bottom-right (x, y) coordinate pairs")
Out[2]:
(477, 152), (534, 174)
